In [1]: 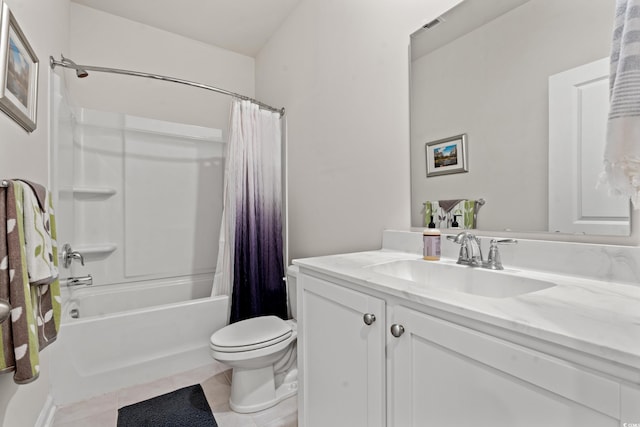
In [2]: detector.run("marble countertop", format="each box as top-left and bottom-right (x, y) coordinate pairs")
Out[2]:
(293, 250), (640, 381)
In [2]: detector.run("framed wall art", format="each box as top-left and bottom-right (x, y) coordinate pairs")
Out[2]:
(0, 1), (38, 132)
(425, 133), (468, 177)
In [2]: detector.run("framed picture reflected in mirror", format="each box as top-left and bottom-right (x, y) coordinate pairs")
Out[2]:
(425, 133), (468, 177)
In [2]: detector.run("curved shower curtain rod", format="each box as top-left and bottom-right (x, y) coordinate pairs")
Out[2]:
(49, 55), (285, 117)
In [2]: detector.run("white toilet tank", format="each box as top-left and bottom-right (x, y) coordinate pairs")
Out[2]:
(286, 265), (298, 320)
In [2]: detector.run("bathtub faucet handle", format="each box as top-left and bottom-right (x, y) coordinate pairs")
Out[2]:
(61, 243), (85, 268)
(70, 251), (85, 266)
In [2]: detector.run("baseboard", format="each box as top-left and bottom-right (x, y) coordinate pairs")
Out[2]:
(34, 395), (56, 427)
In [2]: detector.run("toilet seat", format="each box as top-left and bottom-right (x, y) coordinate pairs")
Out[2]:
(210, 315), (293, 353)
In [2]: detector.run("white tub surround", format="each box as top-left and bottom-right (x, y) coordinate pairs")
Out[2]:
(62, 274), (214, 318)
(295, 230), (640, 426)
(63, 108), (224, 290)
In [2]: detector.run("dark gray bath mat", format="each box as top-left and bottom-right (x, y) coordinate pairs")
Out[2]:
(117, 384), (218, 427)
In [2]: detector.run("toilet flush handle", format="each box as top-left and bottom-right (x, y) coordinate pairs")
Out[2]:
(363, 313), (376, 326)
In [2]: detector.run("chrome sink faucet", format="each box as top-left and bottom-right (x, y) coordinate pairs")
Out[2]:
(447, 231), (483, 267)
(448, 231), (517, 270)
(484, 238), (518, 270)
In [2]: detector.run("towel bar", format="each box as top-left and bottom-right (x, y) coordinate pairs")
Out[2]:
(1, 180), (8, 187)
(0, 299), (10, 324)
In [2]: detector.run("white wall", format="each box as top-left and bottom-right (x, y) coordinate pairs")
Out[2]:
(255, 0), (462, 259)
(0, 0), (69, 424)
(0, 0), (68, 181)
(68, 3), (255, 137)
(62, 3), (254, 291)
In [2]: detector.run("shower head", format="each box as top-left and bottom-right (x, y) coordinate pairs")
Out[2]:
(75, 68), (89, 78)
(63, 56), (89, 78)
(51, 55), (89, 78)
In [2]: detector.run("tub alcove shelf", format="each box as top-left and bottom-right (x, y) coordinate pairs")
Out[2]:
(72, 186), (117, 200)
(74, 244), (117, 256)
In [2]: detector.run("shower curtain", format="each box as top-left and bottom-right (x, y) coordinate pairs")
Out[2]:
(213, 99), (287, 323)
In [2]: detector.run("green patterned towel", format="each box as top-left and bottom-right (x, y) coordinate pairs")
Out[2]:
(423, 199), (481, 229)
(0, 181), (61, 384)
(19, 180), (58, 286)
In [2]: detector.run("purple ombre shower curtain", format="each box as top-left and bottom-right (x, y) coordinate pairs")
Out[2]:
(213, 99), (287, 323)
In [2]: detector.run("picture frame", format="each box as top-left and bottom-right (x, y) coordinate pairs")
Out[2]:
(0, 1), (38, 132)
(425, 133), (468, 177)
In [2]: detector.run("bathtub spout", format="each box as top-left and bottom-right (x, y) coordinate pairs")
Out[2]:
(63, 275), (93, 287)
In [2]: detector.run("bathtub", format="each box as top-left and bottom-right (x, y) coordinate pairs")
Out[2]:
(50, 274), (229, 405)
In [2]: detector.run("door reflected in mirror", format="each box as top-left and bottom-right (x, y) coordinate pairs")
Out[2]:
(409, 0), (630, 236)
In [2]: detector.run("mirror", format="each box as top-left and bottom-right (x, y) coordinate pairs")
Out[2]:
(409, 0), (630, 236)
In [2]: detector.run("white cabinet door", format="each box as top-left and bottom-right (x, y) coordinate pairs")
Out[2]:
(389, 306), (620, 427)
(299, 274), (386, 427)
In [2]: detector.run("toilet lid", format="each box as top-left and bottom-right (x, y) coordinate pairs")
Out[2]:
(210, 315), (293, 352)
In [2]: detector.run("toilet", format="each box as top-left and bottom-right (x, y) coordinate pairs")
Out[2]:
(209, 267), (298, 413)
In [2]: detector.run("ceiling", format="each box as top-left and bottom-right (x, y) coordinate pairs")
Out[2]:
(71, 0), (301, 57)
(411, 0), (530, 60)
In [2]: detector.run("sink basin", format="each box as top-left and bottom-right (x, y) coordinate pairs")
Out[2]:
(365, 259), (555, 298)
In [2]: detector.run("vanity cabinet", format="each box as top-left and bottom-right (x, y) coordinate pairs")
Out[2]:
(299, 274), (386, 427)
(389, 306), (619, 427)
(299, 272), (637, 427)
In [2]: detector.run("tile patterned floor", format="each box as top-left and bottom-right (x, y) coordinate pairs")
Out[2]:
(52, 363), (297, 427)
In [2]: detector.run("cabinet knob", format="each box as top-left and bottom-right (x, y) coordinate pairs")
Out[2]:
(363, 313), (376, 325)
(390, 324), (405, 337)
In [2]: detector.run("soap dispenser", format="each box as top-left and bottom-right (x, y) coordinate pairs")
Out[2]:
(428, 215), (436, 228)
(423, 228), (441, 261)
(451, 215), (460, 228)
